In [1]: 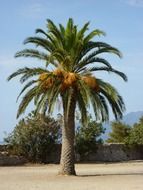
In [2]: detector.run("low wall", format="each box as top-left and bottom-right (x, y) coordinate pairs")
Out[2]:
(0, 144), (143, 165)
(0, 145), (27, 166)
(81, 144), (143, 162)
(46, 144), (143, 163)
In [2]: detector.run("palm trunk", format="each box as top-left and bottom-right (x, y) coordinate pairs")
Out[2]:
(59, 96), (76, 175)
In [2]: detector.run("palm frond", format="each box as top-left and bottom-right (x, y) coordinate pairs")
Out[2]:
(90, 89), (109, 121)
(93, 47), (122, 58)
(89, 66), (128, 81)
(75, 41), (122, 64)
(62, 88), (74, 119)
(35, 28), (49, 38)
(15, 49), (48, 61)
(24, 37), (54, 52)
(7, 67), (32, 81)
(17, 86), (38, 118)
(59, 24), (65, 36)
(17, 80), (37, 101)
(47, 19), (64, 47)
(77, 22), (90, 40)
(76, 89), (88, 126)
(97, 79), (125, 120)
(77, 79), (91, 105)
(34, 92), (49, 115)
(76, 57), (112, 72)
(47, 82), (61, 114)
(84, 29), (106, 43)
(20, 68), (48, 84)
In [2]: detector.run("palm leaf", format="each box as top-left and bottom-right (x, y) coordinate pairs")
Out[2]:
(17, 86), (38, 118)
(17, 80), (37, 101)
(15, 49), (48, 61)
(24, 37), (54, 52)
(89, 66), (128, 81)
(76, 57), (112, 72)
(84, 29), (106, 43)
(76, 89), (88, 126)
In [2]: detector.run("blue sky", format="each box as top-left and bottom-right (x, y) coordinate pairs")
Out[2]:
(0, 0), (143, 140)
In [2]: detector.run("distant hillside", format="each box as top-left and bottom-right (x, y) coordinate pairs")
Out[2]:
(122, 111), (143, 126)
(102, 111), (143, 140)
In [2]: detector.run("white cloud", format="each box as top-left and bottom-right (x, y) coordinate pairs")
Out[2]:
(126, 0), (143, 7)
(19, 2), (45, 19)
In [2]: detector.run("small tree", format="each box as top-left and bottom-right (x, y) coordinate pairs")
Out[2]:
(5, 112), (61, 163)
(107, 121), (131, 143)
(75, 115), (105, 157)
(125, 116), (143, 146)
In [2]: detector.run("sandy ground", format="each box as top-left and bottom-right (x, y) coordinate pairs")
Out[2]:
(0, 161), (143, 190)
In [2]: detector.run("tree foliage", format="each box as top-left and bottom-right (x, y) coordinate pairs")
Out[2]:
(5, 112), (61, 163)
(8, 18), (127, 124)
(106, 121), (131, 143)
(107, 116), (143, 146)
(125, 116), (143, 146)
(75, 115), (105, 156)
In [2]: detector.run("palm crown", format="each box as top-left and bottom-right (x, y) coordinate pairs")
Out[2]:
(8, 18), (127, 123)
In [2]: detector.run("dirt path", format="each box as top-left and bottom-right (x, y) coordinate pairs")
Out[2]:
(0, 161), (143, 190)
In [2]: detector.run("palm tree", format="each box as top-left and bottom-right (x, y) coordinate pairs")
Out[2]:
(8, 18), (127, 175)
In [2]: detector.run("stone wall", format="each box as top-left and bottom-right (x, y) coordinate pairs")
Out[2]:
(46, 144), (143, 163)
(81, 144), (143, 162)
(0, 144), (143, 165)
(0, 145), (27, 166)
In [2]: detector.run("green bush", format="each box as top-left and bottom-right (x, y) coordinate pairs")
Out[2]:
(125, 116), (143, 146)
(106, 121), (131, 143)
(5, 112), (61, 163)
(75, 116), (105, 157)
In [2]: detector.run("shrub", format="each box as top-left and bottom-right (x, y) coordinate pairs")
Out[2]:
(75, 116), (105, 157)
(125, 116), (143, 146)
(106, 121), (131, 143)
(5, 112), (61, 163)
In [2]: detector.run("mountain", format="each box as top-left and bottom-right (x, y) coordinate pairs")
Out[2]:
(102, 111), (143, 140)
(122, 111), (143, 126)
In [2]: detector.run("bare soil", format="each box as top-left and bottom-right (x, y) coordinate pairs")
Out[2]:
(0, 161), (143, 190)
